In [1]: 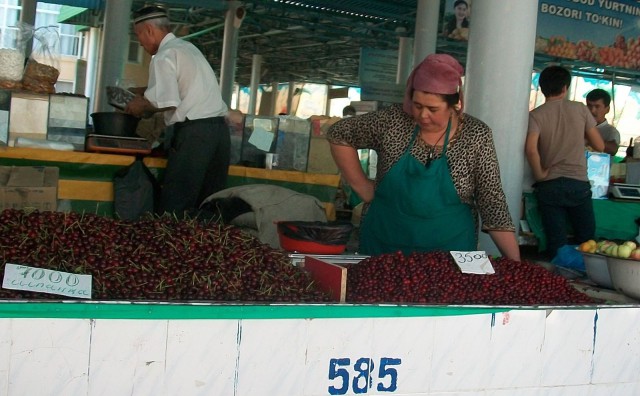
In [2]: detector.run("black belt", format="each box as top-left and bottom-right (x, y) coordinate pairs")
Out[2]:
(176, 116), (226, 128)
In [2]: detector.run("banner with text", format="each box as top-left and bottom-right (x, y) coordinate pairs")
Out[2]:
(536, 0), (640, 70)
(358, 47), (405, 103)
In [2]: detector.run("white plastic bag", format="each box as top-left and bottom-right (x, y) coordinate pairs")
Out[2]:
(22, 25), (60, 94)
(0, 22), (32, 89)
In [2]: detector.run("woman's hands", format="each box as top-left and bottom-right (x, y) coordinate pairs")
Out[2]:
(352, 178), (375, 203)
(330, 143), (375, 203)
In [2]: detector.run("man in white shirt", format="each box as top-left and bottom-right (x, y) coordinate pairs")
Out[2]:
(126, 5), (230, 216)
(586, 88), (621, 156)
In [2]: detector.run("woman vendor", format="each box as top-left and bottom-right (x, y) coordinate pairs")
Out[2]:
(327, 54), (520, 261)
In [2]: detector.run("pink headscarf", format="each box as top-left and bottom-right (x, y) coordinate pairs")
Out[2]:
(402, 54), (464, 115)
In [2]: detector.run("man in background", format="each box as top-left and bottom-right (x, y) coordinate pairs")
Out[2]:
(526, 66), (604, 260)
(586, 88), (621, 156)
(342, 105), (356, 117)
(125, 5), (230, 217)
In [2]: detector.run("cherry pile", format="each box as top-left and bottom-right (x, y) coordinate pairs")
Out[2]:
(346, 251), (595, 305)
(0, 209), (330, 302)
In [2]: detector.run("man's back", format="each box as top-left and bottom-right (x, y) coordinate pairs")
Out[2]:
(528, 99), (594, 182)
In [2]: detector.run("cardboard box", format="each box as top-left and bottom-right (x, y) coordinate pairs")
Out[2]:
(0, 166), (59, 211)
(626, 161), (640, 184)
(9, 92), (50, 146)
(292, 254), (368, 303)
(47, 94), (89, 148)
(307, 136), (339, 174)
(586, 151), (610, 199)
(274, 116), (311, 171)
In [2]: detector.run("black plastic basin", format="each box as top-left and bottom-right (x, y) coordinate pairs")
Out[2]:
(90, 112), (140, 137)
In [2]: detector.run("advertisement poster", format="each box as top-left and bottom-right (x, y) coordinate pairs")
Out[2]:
(441, 0), (472, 41)
(440, 0), (640, 72)
(536, 0), (640, 70)
(358, 47), (405, 103)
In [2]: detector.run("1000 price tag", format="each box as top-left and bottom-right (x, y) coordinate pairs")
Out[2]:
(2, 263), (92, 299)
(328, 357), (402, 395)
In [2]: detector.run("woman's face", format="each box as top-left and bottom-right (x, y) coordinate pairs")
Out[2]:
(455, 4), (468, 20)
(411, 91), (453, 132)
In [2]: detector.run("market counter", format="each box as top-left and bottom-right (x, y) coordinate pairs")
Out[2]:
(0, 146), (340, 218)
(524, 192), (640, 250)
(0, 301), (638, 395)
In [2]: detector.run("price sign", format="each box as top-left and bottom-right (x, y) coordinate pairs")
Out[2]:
(327, 357), (402, 395)
(3, 263), (92, 299)
(450, 251), (495, 275)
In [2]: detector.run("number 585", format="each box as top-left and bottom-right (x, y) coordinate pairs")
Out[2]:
(328, 357), (401, 395)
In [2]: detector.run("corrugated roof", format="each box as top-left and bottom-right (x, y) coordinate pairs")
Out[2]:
(55, 1), (640, 86)
(57, 0), (422, 86)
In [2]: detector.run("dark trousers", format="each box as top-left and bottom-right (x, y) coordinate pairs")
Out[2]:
(534, 177), (595, 260)
(161, 116), (230, 215)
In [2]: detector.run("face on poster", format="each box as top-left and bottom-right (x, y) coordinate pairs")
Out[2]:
(442, 0), (472, 40)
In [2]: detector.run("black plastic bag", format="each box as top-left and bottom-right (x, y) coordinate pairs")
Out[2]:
(113, 158), (160, 221)
(277, 221), (354, 245)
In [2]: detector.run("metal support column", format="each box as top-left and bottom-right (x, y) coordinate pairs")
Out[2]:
(85, 27), (101, 113)
(397, 35), (414, 85)
(94, 0), (132, 112)
(219, 4), (243, 106)
(19, 0), (37, 59)
(464, 0), (539, 255)
(287, 81), (295, 115)
(248, 54), (262, 115)
(412, 0), (440, 66)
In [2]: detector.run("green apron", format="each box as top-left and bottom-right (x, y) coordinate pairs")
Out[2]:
(360, 119), (476, 255)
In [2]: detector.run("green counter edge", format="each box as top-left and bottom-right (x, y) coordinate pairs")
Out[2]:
(0, 301), (614, 320)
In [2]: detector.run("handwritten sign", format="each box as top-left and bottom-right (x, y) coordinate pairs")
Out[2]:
(450, 251), (495, 275)
(2, 263), (92, 299)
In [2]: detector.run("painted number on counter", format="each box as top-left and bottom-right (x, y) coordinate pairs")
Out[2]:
(328, 357), (401, 395)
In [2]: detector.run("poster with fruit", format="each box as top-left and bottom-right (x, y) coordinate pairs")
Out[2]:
(536, 0), (640, 71)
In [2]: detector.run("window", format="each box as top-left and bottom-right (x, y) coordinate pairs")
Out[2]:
(128, 40), (142, 64)
(34, 3), (79, 57)
(55, 80), (73, 93)
(0, 2), (80, 57)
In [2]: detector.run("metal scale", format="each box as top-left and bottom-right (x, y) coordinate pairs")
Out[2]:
(609, 183), (640, 201)
(85, 134), (152, 155)
(85, 87), (153, 155)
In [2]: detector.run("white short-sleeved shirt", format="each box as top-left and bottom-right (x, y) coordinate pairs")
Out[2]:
(145, 33), (228, 125)
(596, 119), (621, 145)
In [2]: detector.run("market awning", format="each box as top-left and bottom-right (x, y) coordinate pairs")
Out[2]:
(57, 4), (104, 28)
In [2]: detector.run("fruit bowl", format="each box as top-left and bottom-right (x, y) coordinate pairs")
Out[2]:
(579, 251), (613, 289)
(605, 256), (640, 300)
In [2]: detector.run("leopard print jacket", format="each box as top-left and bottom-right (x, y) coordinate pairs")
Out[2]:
(327, 103), (515, 232)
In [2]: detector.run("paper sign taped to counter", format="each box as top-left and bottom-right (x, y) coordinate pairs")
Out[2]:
(450, 251), (495, 275)
(248, 119), (275, 151)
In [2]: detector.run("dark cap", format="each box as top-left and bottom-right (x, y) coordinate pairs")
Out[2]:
(133, 5), (168, 24)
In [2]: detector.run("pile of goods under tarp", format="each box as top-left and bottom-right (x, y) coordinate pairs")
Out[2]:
(346, 251), (595, 305)
(0, 209), (330, 302)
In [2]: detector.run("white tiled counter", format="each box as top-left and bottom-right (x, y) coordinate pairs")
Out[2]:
(0, 302), (638, 395)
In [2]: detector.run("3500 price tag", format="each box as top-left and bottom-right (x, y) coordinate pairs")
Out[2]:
(2, 263), (92, 299)
(450, 251), (494, 274)
(328, 357), (402, 395)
